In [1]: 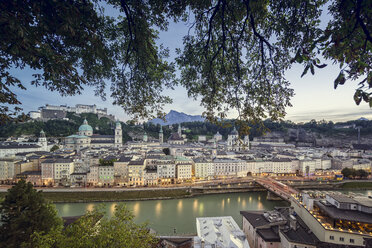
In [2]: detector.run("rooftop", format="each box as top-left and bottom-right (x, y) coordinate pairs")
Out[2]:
(196, 216), (249, 248)
(315, 200), (372, 224)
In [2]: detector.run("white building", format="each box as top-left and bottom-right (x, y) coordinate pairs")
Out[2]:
(0, 158), (20, 181)
(98, 165), (114, 185)
(114, 156), (131, 185)
(127, 160), (145, 186)
(41, 158), (74, 185)
(0, 130), (50, 158)
(198, 135), (207, 142)
(65, 119), (122, 150)
(196, 216), (250, 248)
(194, 158), (214, 179)
(213, 158), (246, 177)
(176, 163), (192, 182)
(87, 165), (99, 185)
(227, 127), (249, 151)
(299, 159), (317, 176)
(144, 167), (158, 186)
(214, 131), (223, 142)
(157, 162), (176, 184)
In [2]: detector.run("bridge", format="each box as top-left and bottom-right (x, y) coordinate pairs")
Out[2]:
(255, 178), (298, 202)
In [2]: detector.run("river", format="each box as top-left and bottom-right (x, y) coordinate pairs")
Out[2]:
(55, 189), (372, 235)
(55, 191), (288, 235)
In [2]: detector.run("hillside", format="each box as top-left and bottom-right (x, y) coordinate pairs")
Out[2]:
(144, 118), (372, 146)
(2, 113), (372, 147)
(0, 112), (135, 142)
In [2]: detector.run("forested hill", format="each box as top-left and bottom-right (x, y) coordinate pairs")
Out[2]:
(2, 115), (372, 145)
(0, 112), (133, 142)
(143, 119), (372, 144)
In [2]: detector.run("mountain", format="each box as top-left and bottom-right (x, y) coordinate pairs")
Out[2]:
(149, 110), (205, 125)
(358, 117), (369, 121)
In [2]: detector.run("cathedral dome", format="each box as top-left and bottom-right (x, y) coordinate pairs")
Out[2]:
(78, 119), (93, 132)
(230, 127), (238, 135)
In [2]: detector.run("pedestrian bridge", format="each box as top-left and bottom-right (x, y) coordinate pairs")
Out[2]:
(255, 178), (298, 202)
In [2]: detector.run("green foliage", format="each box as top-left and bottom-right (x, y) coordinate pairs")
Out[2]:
(145, 118), (372, 141)
(162, 147), (170, 155)
(0, 180), (63, 248)
(341, 167), (369, 179)
(99, 158), (117, 166)
(0, 112), (133, 142)
(342, 181), (372, 189)
(50, 145), (60, 152)
(0, 0), (112, 122)
(29, 204), (158, 248)
(1, 0), (371, 125)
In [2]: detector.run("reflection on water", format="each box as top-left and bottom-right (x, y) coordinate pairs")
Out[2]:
(132, 202), (140, 216)
(199, 202), (204, 215)
(192, 199), (198, 212)
(177, 200), (183, 214)
(55, 191), (290, 235)
(55, 190), (372, 235)
(155, 202), (162, 217)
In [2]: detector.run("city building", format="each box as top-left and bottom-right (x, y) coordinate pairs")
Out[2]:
(227, 127), (249, 151)
(0, 130), (51, 158)
(292, 191), (372, 247)
(195, 216), (250, 248)
(29, 104), (115, 121)
(128, 159), (146, 186)
(194, 158), (214, 179)
(241, 207), (319, 248)
(114, 156), (131, 186)
(41, 158), (74, 185)
(65, 119), (122, 151)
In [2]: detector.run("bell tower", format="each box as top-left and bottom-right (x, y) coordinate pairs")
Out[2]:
(115, 121), (122, 147)
(159, 126), (163, 144)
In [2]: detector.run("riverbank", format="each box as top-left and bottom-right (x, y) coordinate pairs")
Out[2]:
(340, 181), (372, 190)
(1, 180), (369, 203)
(0, 185), (266, 203)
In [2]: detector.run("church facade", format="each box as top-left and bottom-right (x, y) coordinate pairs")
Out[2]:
(226, 127), (250, 151)
(65, 119), (122, 151)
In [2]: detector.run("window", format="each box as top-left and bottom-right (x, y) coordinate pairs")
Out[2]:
(330, 236), (334, 240)
(350, 239), (354, 244)
(340, 237), (344, 242)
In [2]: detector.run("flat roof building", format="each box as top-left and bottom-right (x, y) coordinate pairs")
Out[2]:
(195, 216), (249, 248)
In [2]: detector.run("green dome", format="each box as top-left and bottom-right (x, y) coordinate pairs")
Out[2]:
(79, 119), (93, 132)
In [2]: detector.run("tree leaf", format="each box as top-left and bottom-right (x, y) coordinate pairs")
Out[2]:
(354, 90), (362, 105)
(301, 65), (310, 77)
(315, 63), (327, 68)
(310, 64), (315, 75)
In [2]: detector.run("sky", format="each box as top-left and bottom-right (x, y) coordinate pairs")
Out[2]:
(7, 4), (372, 123)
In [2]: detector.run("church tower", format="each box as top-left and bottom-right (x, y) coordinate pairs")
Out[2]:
(212, 139), (217, 158)
(38, 130), (47, 150)
(178, 124), (182, 136)
(143, 132), (148, 142)
(227, 126), (238, 151)
(159, 126), (163, 144)
(243, 135), (250, 150)
(115, 121), (122, 147)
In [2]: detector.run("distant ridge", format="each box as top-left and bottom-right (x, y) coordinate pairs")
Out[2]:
(149, 110), (205, 125)
(358, 117), (369, 121)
